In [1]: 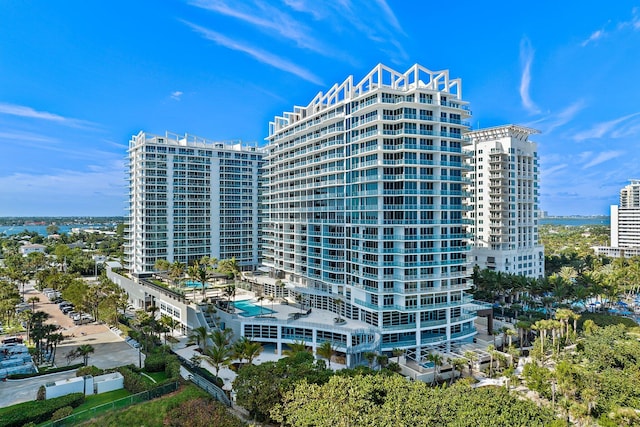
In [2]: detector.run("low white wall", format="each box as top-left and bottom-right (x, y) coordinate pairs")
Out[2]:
(46, 376), (94, 399)
(94, 372), (124, 394)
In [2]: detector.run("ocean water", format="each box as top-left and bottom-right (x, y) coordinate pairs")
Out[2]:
(539, 217), (609, 227)
(0, 224), (107, 236)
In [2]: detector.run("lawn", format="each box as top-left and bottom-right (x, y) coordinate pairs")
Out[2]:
(73, 388), (132, 413)
(82, 385), (215, 426)
(143, 370), (168, 383)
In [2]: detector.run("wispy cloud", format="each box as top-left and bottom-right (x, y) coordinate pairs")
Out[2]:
(519, 37), (540, 114)
(542, 163), (568, 176)
(0, 102), (95, 128)
(189, 0), (330, 55)
(573, 111), (640, 141)
(524, 100), (586, 134)
(170, 91), (183, 101)
(182, 21), (323, 85)
(0, 130), (58, 144)
(617, 7), (640, 31)
(0, 161), (126, 215)
(372, 0), (405, 35)
(582, 8), (640, 47)
(330, 0), (408, 63)
(582, 150), (624, 169)
(581, 29), (606, 47)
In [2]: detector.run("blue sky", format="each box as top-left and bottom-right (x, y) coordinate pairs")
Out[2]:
(1, 1), (639, 216)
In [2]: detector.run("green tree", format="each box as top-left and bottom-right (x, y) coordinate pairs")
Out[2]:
(188, 326), (209, 351)
(316, 341), (335, 367)
(203, 344), (231, 377)
(76, 344), (95, 366)
(234, 351), (332, 423)
(283, 340), (309, 357)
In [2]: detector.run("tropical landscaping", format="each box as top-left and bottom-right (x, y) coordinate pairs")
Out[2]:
(4, 224), (640, 425)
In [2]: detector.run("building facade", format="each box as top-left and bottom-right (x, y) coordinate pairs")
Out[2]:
(260, 64), (478, 360)
(595, 180), (640, 258)
(466, 125), (544, 278)
(125, 131), (265, 276)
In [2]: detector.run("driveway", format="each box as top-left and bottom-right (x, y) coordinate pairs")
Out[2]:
(0, 282), (143, 408)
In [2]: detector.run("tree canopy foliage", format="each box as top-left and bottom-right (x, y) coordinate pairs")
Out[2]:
(272, 375), (558, 427)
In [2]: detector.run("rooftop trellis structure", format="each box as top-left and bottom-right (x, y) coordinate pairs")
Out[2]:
(269, 64), (468, 135)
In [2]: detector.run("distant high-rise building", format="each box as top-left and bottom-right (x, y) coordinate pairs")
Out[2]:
(125, 131), (265, 276)
(466, 125), (544, 278)
(595, 180), (640, 258)
(252, 64), (479, 362)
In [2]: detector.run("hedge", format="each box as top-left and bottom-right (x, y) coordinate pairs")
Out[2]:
(144, 353), (166, 372)
(7, 363), (84, 379)
(0, 393), (84, 427)
(118, 366), (151, 393)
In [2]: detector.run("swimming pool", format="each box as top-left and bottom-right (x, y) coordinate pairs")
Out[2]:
(184, 280), (209, 289)
(420, 361), (435, 369)
(235, 299), (275, 317)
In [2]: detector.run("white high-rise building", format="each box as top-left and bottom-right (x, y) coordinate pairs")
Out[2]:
(466, 125), (544, 278)
(258, 64), (478, 361)
(125, 131), (265, 276)
(595, 180), (640, 258)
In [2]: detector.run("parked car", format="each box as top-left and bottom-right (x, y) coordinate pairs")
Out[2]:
(62, 306), (74, 314)
(67, 311), (78, 318)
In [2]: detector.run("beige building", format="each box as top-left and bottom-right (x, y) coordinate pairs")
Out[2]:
(466, 125), (544, 278)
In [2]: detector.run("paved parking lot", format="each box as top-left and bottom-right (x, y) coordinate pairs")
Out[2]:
(0, 282), (143, 408)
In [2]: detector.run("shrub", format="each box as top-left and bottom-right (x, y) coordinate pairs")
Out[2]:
(36, 385), (46, 401)
(118, 366), (150, 393)
(8, 363), (84, 379)
(165, 357), (181, 380)
(0, 393), (84, 427)
(51, 406), (73, 421)
(164, 397), (244, 427)
(76, 365), (104, 377)
(144, 353), (167, 372)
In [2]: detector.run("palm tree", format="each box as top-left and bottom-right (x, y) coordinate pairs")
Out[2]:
(426, 353), (443, 385)
(464, 350), (478, 377)
(504, 328), (516, 348)
(218, 258), (241, 283)
(487, 344), (496, 378)
(256, 293), (264, 316)
(392, 348), (404, 363)
(188, 326), (209, 351)
(283, 340), (309, 357)
(317, 341), (335, 367)
(77, 344), (95, 366)
(27, 296), (40, 311)
(169, 261), (186, 287)
(376, 354), (389, 370)
(243, 340), (263, 364)
(154, 259), (171, 274)
(364, 352), (377, 369)
(203, 344), (231, 377)
(48, 332), (65, 365)
(450, 358), (466, 383)
(231, 336), (262, 364)
(223, 285), (236, 312)
(194, 259), (216, 298)
(515, 320), (532, 350)
(209, 328), (233, 349)
(159, 314), (174, 344)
